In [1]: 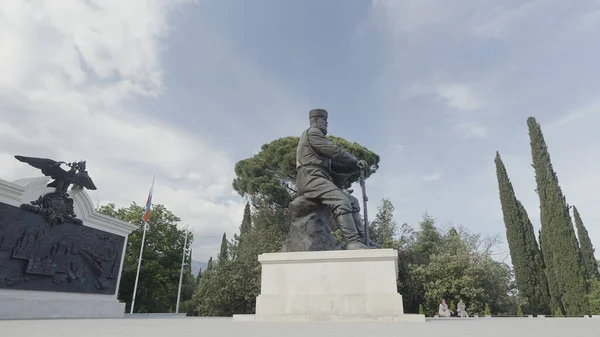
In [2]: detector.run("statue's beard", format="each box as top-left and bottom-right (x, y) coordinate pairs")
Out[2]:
(311, 119), (327, 135)
(317, 121), (327, 135)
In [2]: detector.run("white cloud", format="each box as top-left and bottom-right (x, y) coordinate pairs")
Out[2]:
(369, 0), (579, 42)
(423, 173), (442, 182)
(468, 1), (546, 41)
(578, 9), (600, 31)
(370, 0), (480, 34)
(546, 101), (600, 129)
(403, 82), (485, 113)
(402, 82), (489, 138)
(452, 122), (488, 139)
(0, 0), (245, 261)
(436, 83), (483, 112)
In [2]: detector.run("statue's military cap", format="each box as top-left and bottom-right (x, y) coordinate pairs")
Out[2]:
(309, 109), (328, 119)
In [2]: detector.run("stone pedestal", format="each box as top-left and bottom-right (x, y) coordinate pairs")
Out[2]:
(0, 177), (137, 320)
(235, 249), (424, 322)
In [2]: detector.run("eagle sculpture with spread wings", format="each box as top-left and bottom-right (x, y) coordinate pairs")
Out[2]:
(13, 155), (98, 225)
(14, 155), (97, 193)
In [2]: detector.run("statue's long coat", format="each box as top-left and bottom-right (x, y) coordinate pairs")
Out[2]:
(295, 127), (358, 199)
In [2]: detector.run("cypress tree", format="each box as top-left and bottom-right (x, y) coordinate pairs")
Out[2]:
(196, 268), (202, 285)
(231, 202), (252, 261)
(517, 304), (524, 317)
(537, 227), (559, 311)
(240, 202), (252, 235)
(217, 233), (229, 264)
(495, 151), (550, 314)
(232, 201), (253, 260)
(527, 116), (589, 315)
(573, 205), (600, 280)
(370, 198), (397, 248)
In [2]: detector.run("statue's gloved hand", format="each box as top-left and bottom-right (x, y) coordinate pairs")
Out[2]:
(357, 160), (368, 171)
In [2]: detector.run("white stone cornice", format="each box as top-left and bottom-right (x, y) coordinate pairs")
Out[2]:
(0, 176), (137, 236)
(70, 188), (138, 236)
(0, 179), (25, 205)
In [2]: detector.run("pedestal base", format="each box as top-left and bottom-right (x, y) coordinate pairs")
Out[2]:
(239, 249), (424, 322)
(234, 313), (425, 322)
(0, 290), (125, 320)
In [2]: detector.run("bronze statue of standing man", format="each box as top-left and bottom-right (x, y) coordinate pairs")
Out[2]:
(296, 108), (380, 249)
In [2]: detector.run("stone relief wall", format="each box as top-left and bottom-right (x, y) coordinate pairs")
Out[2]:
(0, 201), (125, 294)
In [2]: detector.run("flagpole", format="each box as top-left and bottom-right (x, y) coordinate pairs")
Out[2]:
(130, 175), (155, 314)
(175, 225), (189, 314)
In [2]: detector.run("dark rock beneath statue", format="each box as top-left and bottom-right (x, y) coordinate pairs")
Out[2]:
(281, 196), (342, 252)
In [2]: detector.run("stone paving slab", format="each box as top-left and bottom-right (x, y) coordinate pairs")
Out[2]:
(1, 317), (599, 337)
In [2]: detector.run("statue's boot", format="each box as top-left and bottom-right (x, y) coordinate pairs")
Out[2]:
(352, 211), (381, 248)
(335, 213), (369, 250)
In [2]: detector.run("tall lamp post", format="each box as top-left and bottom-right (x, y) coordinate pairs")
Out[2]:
(175, 225), (190, 314)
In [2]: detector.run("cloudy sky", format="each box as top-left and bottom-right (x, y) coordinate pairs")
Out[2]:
(1, 0), (599, 263)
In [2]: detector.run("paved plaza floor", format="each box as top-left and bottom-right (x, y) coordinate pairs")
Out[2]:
(1, 317), (599, 337)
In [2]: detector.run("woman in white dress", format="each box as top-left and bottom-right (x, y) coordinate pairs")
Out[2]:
(438, 299), (452, 317)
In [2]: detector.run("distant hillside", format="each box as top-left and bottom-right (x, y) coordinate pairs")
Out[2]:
(190, 259), (208, 276)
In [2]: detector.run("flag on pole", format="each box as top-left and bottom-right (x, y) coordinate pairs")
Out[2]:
(143, 176), (155, 223)
(131, 175), (155, 314)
